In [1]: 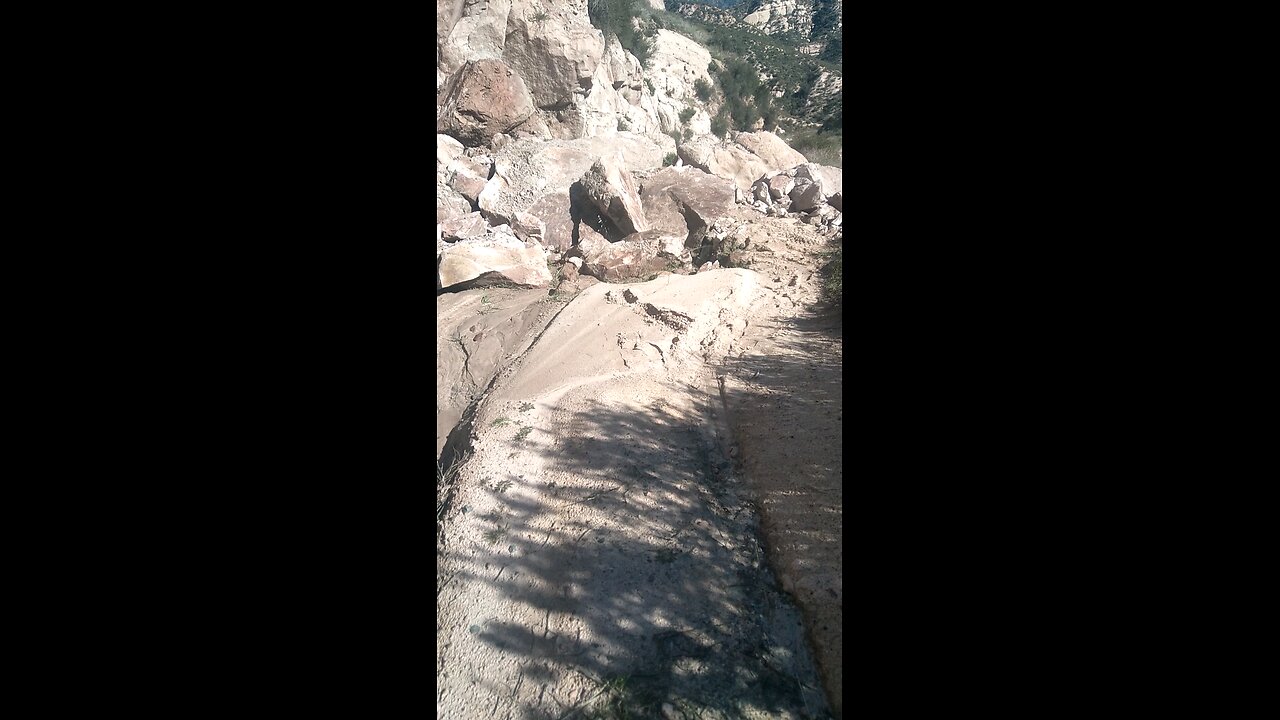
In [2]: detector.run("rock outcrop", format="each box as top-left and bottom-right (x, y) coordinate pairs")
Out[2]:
(502, 1), (604, 113)
(437, 0), (730, 143)
(642, 30), (715, 136)
(436, 0), (511, 83)
(743, 0), (814, 37)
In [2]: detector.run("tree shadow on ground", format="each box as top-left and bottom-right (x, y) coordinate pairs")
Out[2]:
(442, 384), (831, 719)
(714, 302), (844, 717)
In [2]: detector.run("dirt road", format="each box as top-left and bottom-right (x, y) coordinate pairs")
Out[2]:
(437, 211), (842, 718)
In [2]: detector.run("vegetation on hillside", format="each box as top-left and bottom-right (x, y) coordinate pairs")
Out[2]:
(588, 0), (659, 67)
(596, 0), (842, 164)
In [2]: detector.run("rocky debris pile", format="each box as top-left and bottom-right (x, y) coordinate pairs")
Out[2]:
(677, 131), (808, 192)
(472, 133), (669, 250)
(575, 229), (688, 283)
(744, 162), (843, 237)
(437, 134), (494, 215)
(437, 0), (708, 144)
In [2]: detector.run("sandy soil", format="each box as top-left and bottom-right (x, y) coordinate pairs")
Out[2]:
(711, 209), (844, 716)
(437, 211), (842, 719)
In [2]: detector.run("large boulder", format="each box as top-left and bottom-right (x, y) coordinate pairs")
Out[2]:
(782, 162), (841, 212)
(511, 211), (546, 245)
(579, 155), (649, 236)
(767, 174), (795, 199)
(525, 192), (575, 252)
(440, 211), (489, 242)
(502, 0), (604, 112)
(437, 59), (536, 147)
(640, 167), (736, 244)
(565, 222), (610, 261)
(580, 230), (687, 283)
(733, 131), (808, 170)
(677, 136), (773, 193)
(792, 162), (842, 196)
(788, 179), (825, 212)
(437, 224), (552, 290)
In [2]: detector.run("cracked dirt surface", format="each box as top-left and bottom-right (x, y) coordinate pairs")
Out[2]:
(437, 213), (842, 719)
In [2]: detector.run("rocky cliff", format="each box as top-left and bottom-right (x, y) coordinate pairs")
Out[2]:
(437, 0), (843, 295)
(437, 0), (713, 145)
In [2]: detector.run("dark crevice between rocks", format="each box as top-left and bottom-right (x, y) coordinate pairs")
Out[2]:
(568, 180), (627, 244)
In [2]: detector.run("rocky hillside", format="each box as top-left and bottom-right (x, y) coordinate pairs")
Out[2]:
(670, 0), (842, 61)
(437, 0), (843, 296)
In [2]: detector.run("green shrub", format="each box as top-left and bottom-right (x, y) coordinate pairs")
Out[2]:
(822, 246), (842, 303)
(694, 78), (713, 101)
(761, 104), (779, 130)
(662, 152), (678, 167)
(678, 107), (695, 124)
(788, 127), (843, 167)
(588, 0), (656, 68)
(682, 127), (693, 141)
(709, 112), (729, 137)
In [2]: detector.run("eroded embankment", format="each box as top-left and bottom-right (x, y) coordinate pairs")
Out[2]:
(437, 272), (832, 720)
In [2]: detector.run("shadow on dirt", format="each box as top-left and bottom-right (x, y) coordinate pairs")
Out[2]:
(444, 387), (830, 719)
(715, 305), (844, 717)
